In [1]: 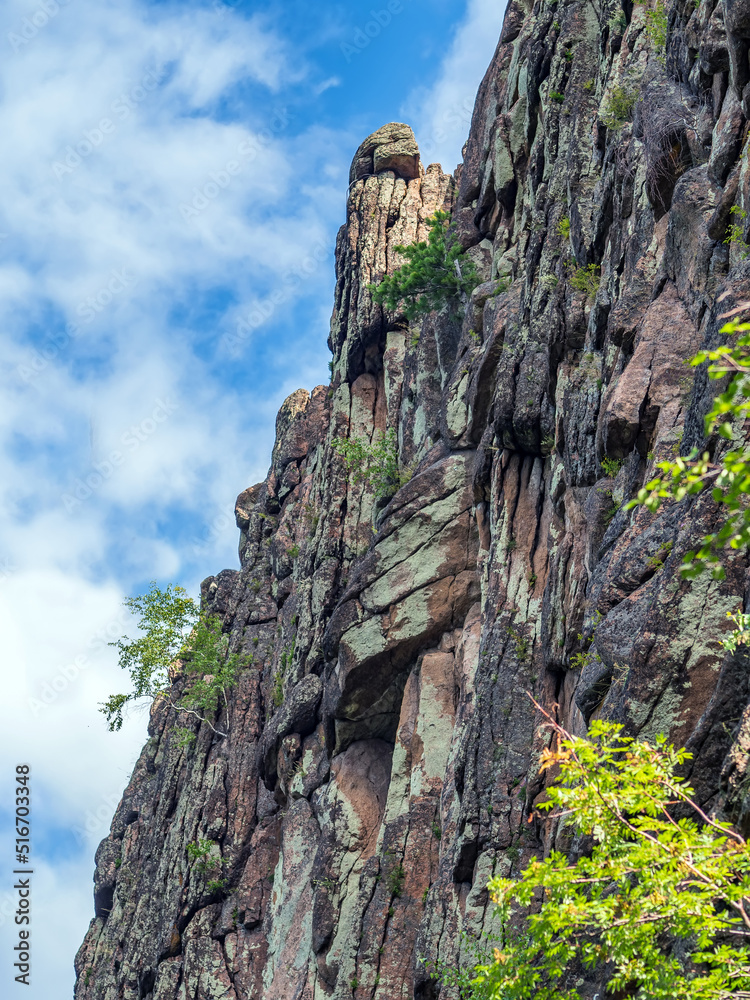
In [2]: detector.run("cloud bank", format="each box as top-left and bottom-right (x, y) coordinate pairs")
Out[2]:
(0, 1), (506, 994)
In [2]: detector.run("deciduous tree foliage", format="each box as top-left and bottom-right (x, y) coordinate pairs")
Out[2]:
(102, 582), (240, 735)
(332, 427), (410, 502)
(463, 718), (750, 1000)
(630, 314), (750, 579)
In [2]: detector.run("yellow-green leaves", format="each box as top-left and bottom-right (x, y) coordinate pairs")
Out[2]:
(637, 0), (668, 59)
(600, 84), (638, 129)
(566, 262), (600, 298)
(102, 582), (240, 735)
(721, 608), (750, 652)
(102, 582), (197, 730)
(332, 427), (410, 502)
(629, 318), (750, 579)
(468, 719), (750, 1000)
(724, 206), (750, 259)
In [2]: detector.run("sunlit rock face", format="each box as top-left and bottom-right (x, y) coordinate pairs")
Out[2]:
(76, 3), (750, 994)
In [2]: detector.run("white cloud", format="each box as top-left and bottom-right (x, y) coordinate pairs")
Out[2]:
(0, 0), (507, 994)
(314, 75), (341, 96)
(0, 0), (341, 550)
(0, 3), (324, 344)
(403, 0), (507, 174)
(0, 568), (148, 994)
(0, 4), (339, 995)
(29, 858), (100, 997)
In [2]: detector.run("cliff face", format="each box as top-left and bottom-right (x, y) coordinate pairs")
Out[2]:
(76, 4), (750, 998)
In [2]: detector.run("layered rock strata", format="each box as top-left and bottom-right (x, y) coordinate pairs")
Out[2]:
(76, 3), (750, 996)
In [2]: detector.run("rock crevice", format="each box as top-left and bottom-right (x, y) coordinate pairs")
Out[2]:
(76, 12), (750, 996)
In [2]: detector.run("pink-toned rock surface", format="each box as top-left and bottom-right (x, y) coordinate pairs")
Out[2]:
(76, 5), (750, 993)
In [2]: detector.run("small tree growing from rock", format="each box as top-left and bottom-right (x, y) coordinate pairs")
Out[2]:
(369, 210), (478, 321)
(102, 582), (241, 735)
(332, 427), (411, 503)
(430, 709), (750, 999)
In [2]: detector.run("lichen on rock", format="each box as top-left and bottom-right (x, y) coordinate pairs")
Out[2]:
(76, 3), (750, 996)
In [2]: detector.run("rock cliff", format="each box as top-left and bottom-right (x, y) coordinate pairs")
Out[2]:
(75, 3), (750, 997)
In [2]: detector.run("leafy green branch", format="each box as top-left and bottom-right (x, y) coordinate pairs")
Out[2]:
(383, 850), (405, 897)
(628, 316), (750, 579)
(448, 705), (750, 1000)
(637, 0), (668, 60)
(369, 210), (478, 321)
(722, 607), (750, 652)
(187, 838), (229, 894)
(600, 84), (638, 130)
(566, 262), (601, 298)
(101, 582), (242, 735)
(725, 206), (750, 259)
(332, 427), (411, 502)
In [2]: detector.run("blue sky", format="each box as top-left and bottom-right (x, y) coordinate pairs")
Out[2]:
(0, 0), (505, 994)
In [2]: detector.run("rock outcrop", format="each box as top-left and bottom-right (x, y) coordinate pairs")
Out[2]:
(76, 2), (750, 995)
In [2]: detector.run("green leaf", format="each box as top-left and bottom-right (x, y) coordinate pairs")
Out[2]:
(446, 720), (750, 1000)
(628, 317), (750, 578)
(102, 583), (241, 736)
